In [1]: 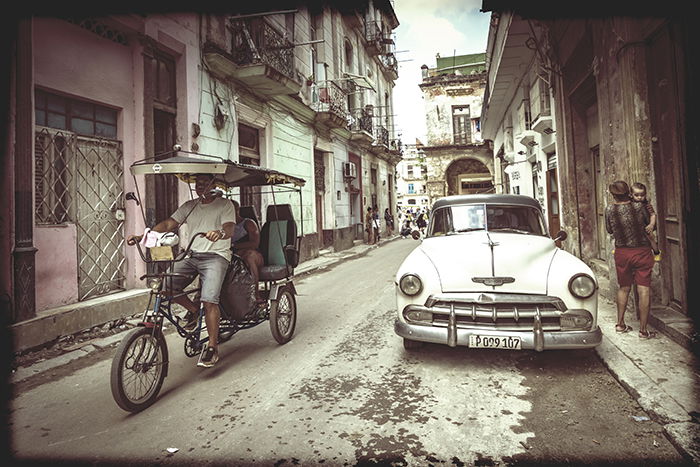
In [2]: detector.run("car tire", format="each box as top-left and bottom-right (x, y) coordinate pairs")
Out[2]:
(403, 338), (423, 350)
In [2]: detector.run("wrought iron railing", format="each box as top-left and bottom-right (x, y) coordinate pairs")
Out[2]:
(312, 81), (348, 119)
(375, 125), (389, 147)
(364, 20), (383, 42)
(230, 17), (295, 79)
(349, 108), (373, 134)
(380, 53), (398, 76)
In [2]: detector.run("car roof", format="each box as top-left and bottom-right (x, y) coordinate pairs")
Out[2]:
(431, 194), (543, 211)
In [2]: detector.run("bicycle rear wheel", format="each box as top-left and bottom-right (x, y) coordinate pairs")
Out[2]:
(110, 327), (168, 412)
(269, 285), (297, 344)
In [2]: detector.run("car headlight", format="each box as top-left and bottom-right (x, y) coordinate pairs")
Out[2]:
(399, 273), (423, 296)
(147, 278), (162, 292)
(568, 273), (596, 299)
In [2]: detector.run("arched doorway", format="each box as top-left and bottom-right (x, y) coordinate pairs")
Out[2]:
(445, 158), (493, 195)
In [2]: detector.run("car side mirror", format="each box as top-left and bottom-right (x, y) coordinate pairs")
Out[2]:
(411, 230), (421, 240)
(554, 230), (567, 242)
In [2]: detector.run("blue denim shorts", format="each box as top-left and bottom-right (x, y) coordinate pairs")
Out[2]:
(170, 253), (229, 304)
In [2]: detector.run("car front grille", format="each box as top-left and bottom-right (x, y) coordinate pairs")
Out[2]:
(412, 294), (565, 331)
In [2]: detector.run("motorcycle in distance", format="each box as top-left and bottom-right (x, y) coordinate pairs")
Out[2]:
(110, 147), (305, 412)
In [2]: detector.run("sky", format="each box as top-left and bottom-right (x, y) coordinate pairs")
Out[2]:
(391, 0), (491, 146)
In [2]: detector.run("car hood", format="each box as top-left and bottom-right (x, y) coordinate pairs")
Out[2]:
(419, 231), (557, 294)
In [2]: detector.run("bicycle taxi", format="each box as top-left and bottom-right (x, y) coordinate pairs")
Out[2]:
(110, 148), (305, 412)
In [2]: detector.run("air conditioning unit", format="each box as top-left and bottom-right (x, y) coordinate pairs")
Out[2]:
(343, 162), (357, 179)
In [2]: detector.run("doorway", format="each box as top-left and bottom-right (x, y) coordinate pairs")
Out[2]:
(647, 24), (687, 314)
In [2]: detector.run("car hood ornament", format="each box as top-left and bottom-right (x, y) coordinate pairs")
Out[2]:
(472, 276), (516, 287)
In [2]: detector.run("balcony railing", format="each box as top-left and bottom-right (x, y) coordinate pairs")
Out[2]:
(365, 20), (383, 42)
(379, 53), (398, 78)
(349, 108), (373, 134)
(230, 18), (295, 80)
(312, 81), (348, 119)
(375, 124), (389, 147)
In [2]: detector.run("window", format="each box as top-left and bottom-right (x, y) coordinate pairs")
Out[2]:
(344, 38), (353, 72)
(35, 89), (118, 139)
(238, 122), (262, 218)
(408, 183), (415, 194)
(452, 105), (471, 144)
(238, 123), (260, 164)
(371, 167), (377, 185)
(406, 164), (413, 176)
(152, 53), (176, 108)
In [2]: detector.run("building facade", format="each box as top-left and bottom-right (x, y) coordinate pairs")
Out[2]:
(480, 16), (560, 239)
(418, 53), (493, 206)
(395, 141), (429, 209)
(2, 2), (402, 342)
(481, 4), (699, 331)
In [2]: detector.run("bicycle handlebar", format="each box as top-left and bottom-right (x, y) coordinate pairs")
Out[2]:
(129, 232), (208, 264)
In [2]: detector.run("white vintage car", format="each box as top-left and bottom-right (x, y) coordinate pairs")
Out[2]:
(395, 194), (602, 351)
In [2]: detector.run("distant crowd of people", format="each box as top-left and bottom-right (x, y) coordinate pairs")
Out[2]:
(364, 205), (431, 244)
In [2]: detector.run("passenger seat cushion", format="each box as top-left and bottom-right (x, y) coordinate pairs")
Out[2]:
(265, 220), (288, 266)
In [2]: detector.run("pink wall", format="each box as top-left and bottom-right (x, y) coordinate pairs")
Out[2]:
(35, 226), (79, 311)
(33, 18), (136, 310)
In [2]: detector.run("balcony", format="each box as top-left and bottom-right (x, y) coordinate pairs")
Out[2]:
(369, 124), (389, 155)
(203, 17), (302, 96)
(379, 53), (398, 80)
(348, 108), (374, 145)
(312, 81), (348, 128)
(516, 129), (538, 148)
(364, 21), (383, 55)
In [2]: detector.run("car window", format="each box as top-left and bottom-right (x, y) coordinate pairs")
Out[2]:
(486, 205), (546, 235)
(427, 204), (546, 237)
(428, 204), (486, 236)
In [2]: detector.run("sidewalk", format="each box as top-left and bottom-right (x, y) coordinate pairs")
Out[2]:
(592, 273), (700, 464)
(8, 236), (700, 463)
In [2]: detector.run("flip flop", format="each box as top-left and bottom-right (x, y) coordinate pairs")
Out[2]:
(615, 324), (632, 333)
(639, 330), (658, 339)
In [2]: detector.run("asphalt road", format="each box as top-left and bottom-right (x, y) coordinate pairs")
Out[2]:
(8, 239), (688, 466)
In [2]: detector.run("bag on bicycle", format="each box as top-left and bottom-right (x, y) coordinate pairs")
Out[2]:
(219, 256), (256, 321)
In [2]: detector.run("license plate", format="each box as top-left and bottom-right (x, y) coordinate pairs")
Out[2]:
(469, 334), (522, 350)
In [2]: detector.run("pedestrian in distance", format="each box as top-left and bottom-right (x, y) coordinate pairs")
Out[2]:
(384, 208), (394, 236)
(372, 205), (381, 243)
(604, 180), (657, 339)
(128, 174), (236, 367)
(365, 207), (374, 244)
(416, 212), (427, 235)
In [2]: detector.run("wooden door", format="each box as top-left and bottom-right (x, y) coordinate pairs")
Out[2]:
(647, 25), (687, 313)
(153, 109), (178, 224)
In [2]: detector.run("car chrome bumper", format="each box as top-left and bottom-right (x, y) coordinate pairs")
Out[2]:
(394, 319), (602, 351)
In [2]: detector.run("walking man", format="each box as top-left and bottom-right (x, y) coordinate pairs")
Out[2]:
(604, 180), (657, 339)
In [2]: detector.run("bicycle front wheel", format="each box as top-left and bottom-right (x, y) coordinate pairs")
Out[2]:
(110, 327), (168, 412)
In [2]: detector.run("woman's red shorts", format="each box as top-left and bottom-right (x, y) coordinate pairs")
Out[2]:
(614, 247), (654, 287)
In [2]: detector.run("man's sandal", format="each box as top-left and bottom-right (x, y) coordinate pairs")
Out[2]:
(639, 330), (658, 339)
(615, 324), (633, 333)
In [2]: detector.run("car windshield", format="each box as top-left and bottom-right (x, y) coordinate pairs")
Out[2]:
(428, 204), (547, 237)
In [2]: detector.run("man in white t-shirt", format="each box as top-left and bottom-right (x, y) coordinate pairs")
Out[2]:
(129, 174), (235, 368)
